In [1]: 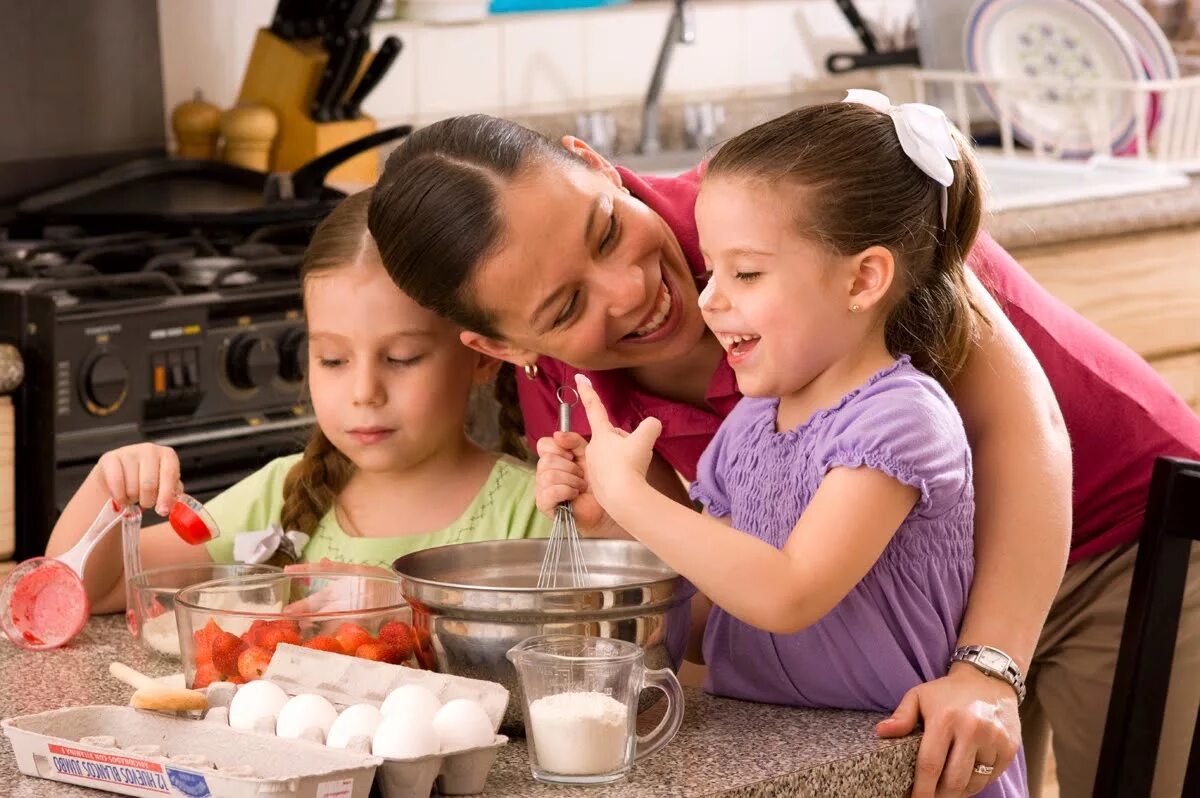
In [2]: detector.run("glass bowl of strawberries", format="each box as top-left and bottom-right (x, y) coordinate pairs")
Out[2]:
(173, 572), (417, 689)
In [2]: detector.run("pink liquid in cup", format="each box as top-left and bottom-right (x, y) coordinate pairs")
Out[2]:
(0, 559), (90, 650)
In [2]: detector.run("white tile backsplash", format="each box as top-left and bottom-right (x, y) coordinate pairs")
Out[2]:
(500, 15), (587, 114)
(156, 1), (899, 132)
(413, 23), (504, 121)
(664, 4), (745, 97)
(581, 3), (671, 105)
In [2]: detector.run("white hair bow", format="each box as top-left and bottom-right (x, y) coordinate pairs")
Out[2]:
(843, 89), (960, 225)
(233, 523), (310, 565)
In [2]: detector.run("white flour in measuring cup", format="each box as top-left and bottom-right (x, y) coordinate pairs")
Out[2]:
(528, 691), (630, 775)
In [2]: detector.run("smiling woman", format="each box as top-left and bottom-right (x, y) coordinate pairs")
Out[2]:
(367, 112), (1200, 798)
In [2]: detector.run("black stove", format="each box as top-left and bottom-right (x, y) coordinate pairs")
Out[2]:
(1, 221), (317, 559)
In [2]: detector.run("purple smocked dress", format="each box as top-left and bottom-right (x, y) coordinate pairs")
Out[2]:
(689, 357), (1026, 798)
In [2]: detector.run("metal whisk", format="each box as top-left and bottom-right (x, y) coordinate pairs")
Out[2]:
(537, 386), (590, 588)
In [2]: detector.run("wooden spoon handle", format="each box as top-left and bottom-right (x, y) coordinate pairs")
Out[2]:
(130, 686), (209, 713)
(109, 661), (164, 692)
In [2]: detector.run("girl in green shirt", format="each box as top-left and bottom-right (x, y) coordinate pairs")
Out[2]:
(45, 191), (548, 612)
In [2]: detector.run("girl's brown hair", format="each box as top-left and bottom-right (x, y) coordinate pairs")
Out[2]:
(706, 102), (987, 387)
(280, 190), (527, 538)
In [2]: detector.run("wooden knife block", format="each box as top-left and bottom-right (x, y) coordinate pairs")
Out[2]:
(236, 29), (378, 184)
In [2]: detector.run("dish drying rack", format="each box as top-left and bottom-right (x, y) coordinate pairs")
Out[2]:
(879, 65), (1200, 172)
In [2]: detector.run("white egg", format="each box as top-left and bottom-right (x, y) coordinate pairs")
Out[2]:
(380, 684), (441, 722)
(326, 703), (384, 749)
(228, 680), (289, 731)
(275, 693), (339, 740)
(371, 713), (439, 759)
(433, 698), (494, 752)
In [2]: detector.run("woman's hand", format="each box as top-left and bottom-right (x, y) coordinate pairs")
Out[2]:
(573, 375), (662, 509)
(93, 443), (183, 516)
(876, 666), (1021, 797)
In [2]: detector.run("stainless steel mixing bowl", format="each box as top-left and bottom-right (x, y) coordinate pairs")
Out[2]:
(393, 539), (692, 733)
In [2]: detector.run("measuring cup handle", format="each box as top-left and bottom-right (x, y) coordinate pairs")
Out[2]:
(634, 667), (685, 763)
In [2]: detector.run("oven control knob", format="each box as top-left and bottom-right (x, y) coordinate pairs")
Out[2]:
(278, 326), (307, 384)
(226, 333), (279, 390)
(82, 352), (129, 415)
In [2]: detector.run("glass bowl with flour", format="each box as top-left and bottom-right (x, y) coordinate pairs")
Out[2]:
(130, 563), (281, 657)
(507, 634), (684, 785)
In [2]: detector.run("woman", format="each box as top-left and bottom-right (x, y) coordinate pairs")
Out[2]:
(368, 114), (1200, 798)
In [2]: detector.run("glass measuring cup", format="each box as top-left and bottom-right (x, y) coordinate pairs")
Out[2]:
(123, 493), (221, 637)
(507, 634), (684, 785)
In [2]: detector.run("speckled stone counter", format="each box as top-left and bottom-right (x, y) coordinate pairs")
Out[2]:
(0, 615), (920, 797)
(987, 176), (1200, 251)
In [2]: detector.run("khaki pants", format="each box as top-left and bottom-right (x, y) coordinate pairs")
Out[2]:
(1022, 540), (1200, 798)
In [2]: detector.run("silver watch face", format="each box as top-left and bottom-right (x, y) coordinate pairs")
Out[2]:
(976, 649), (1011, 672)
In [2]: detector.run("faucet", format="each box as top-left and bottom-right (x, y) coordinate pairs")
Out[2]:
(638, 0), (695, 155)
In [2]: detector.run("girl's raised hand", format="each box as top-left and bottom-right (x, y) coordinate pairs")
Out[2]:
(93, 443), (183, 516)
(535, 431), (615, 536)
(573, 374), (662, 509)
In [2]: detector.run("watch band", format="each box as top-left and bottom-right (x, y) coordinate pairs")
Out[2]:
(950, 645), (1027, 705)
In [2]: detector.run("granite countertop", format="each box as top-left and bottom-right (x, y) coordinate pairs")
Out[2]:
(0, 615), (921, 797)
(988, 175), (1200, 251)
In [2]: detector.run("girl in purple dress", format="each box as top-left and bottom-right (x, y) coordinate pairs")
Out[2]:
(538, 92), (1027, 798)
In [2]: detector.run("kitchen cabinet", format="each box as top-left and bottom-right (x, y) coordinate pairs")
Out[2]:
(1009, 224), (1200, 412)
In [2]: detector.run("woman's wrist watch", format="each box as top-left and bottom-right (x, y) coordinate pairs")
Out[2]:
(950, 645), (1027, 705)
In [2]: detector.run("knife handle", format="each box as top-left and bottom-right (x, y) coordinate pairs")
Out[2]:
(338, 35), (403, 121)
(315, 30), (368, 123)
(310, 31), (350, 120)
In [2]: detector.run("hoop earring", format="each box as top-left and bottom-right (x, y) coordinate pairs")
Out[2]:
(523, 363), (539, 381)
(849, 303), (862, 313)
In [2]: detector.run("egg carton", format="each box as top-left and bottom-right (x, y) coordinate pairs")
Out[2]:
(246, 643), (511, 797)
(1, 704), (381, 797)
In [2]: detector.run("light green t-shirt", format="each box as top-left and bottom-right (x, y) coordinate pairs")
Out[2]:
(205, 454), (549, 569)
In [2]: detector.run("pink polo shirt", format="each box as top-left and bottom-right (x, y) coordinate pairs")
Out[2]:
(517, 165), (1200, 564)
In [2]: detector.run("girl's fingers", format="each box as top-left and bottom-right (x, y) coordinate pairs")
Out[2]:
(537, 485), (580, 513)
(535, 435), (569, 459)
(573, 374), (613, 434)
(120, 454), (142, 507)
(537, 467), (586, 495)
(137, 449), (161, 508)
(97, 455), (129, 507)
(156, 449), (181, 515)
(552, 431), (587, 453)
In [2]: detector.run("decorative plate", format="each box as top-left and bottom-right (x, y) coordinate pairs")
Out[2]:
(965, 0), (1145, 157)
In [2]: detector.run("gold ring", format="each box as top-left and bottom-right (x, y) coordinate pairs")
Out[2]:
(972, 763), (995, 776)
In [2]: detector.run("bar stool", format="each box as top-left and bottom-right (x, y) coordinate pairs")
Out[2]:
(1094, 456), (1200, 797)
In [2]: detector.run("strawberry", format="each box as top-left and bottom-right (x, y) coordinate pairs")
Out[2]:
(267, 618), (301, 637)
(191, 663), (222, 689)
(241, 619), (270, 647)
(378, 621), (415, 660)
(302, 635), (345, 654)
(335, 623), (374, 655)
(192, 619), (222, 667)
(258, 625), (303, 653)
(211, 631), (247, 677)
(413, 626), (436, 670)
(354, 642), (404, 664)
(237, 646), (273, 681)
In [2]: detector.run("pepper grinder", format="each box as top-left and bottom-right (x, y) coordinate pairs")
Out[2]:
(170, 90), (222, 160)
(219, 102), (279, 172)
